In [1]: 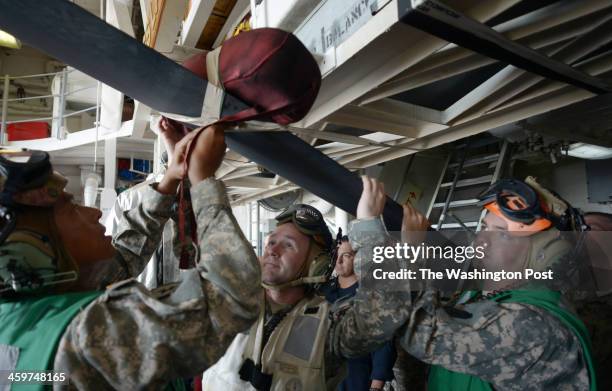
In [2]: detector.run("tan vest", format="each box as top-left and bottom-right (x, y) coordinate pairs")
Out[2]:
(243, 295), (335, 391)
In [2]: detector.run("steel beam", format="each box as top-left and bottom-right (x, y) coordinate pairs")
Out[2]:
(452, 15), (612, 124)
(397, 0), (612, 94)
(362, 0), (612, 103)
(354, 87), (594, 167)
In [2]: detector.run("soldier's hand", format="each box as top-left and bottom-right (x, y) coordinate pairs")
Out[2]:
(157, 129), (201, 194)
(356, 176), (386, 219)
(187, 123), (228, 184)
(159, 116), (190, 161)
(401, 202), (429, 244)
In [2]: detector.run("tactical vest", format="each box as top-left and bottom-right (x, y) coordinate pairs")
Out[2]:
(241, 295), (333, 391)
(428, 290), (597, 391)
(0, 291), (102, 390)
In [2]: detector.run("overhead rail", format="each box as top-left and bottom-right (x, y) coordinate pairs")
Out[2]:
(0, 68), (100, 143)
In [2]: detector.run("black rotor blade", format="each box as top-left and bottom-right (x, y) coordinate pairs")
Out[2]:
(0, 0), (206, 116)
(225, 131), (403, 231)
(0, 0), (405, 230)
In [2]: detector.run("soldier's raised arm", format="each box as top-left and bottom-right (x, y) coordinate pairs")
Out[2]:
(328, 176), (413, 357)
(55, 124), (262, 389)
(101, 118), (198, 282)
(329, 176), (594, 390)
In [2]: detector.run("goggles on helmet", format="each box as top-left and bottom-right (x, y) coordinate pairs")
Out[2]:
(0, 150), (79, 295)
(0, 149), (68, 248)
(478, 179), (552, 235)
(0, 149), (66, 209)
(0, 149), (53, 205)
(275, 204), (333, 251)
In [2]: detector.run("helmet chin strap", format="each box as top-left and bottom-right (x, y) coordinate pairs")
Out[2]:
(261, 275), (327, 291)
(0, 207), (81, 295)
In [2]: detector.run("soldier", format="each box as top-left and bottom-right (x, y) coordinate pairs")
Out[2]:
(329, 176), (597, 390)
(575, 212), (612, 389)
(0, 124), (261, 389)
(323, 236), (396, 391)
(201, 202), (343, 391)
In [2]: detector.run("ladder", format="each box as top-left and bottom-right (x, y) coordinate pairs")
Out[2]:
(426, 137), (510, 232)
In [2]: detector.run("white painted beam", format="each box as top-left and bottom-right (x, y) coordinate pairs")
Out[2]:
(251, 0), (319, 30)
(327, 103), (445, 138)
(132, 101), (152, 138)
(443, 46), (559, 125)
(494, 0), (611, 42)
(221, 166), (260, 180)
(482, 50), (612, 118)
(8, 120), (134, 151)
(299, 0), (516, 128)
(163, 44), (206, 62)
(225, 177), (275, 189)
(139, 0), (151, 30)
(354, 87), (595, 168)
(325, 145), (380, 160)
(364, 99), (445, 124)
(101, 0), (135, 134)
(151, 0), (188, 52)
(213, 0), (250, 48)
(452, 15), (612, 124)
(104, 137), (117, 189)
(180, 0), (214, 48)
(286, 127), (393, 147)
(232, 184), (299, 205)
(48, 137), (154, 165)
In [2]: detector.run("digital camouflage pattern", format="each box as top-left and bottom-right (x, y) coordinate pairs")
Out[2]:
(389, 345), (427, 391)
(328, 217), (591, 391)
(576, 294), (612, 390)
(54, 178), (262, 390)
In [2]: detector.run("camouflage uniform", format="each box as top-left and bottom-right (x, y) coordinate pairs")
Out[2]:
(328, 217), (591, 391)
(54, 178), (262, 389)
(576, 294), (612, 389)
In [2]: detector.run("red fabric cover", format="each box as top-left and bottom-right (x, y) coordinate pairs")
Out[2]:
(181, 28), (321, 125)
(176, 28), (321, 268)
(182, 52), (207, 79)
(218, 28), (321, 125)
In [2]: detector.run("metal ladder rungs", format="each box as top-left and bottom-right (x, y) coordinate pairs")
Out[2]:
(428, 139), (509, 232)
(448, 153), (499, 169)
(431, 221), (479, 230)
(441, 174), (493, 189)
(432, 198), (480, 209)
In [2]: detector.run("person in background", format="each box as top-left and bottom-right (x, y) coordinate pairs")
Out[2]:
(575, 212), (612, 389)
(323, 236), (396, 391)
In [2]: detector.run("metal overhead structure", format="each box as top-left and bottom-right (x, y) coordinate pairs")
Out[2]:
(397, 0), (611, 94)
(2, 0), (612, 208)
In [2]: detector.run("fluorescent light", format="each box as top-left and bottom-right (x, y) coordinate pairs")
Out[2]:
(567, 142), (612, 160)
(0, 30), (21, 49)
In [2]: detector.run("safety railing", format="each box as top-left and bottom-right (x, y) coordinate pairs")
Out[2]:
(0, 68), (101, 144)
